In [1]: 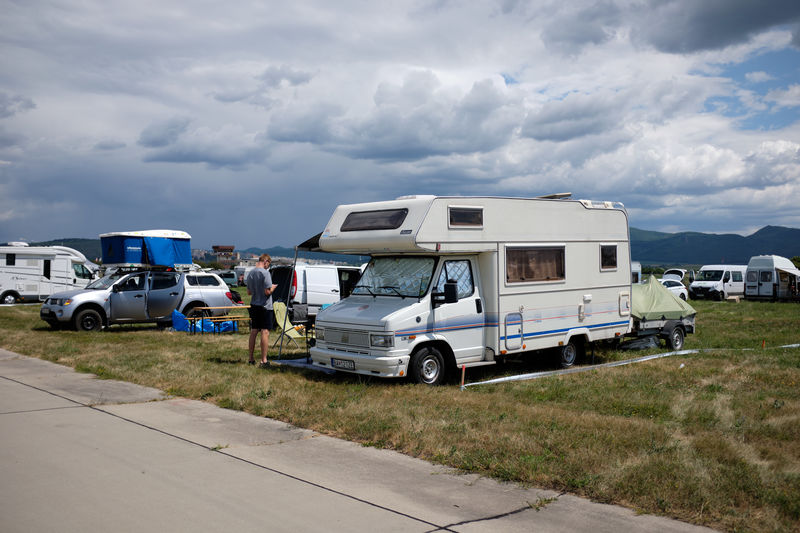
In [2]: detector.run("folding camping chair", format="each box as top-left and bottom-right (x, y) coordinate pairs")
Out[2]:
(271, 302), (305, 349)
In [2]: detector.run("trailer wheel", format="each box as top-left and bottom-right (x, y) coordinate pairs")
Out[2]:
(1, 292), (18, 305)
(410, 346), (446, 385)
(666, 326), (684, 351)
(74, 309), (103, 332)
(559, 340), (579, 368)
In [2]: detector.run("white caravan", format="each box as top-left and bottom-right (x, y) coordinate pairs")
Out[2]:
(0, 243), (95, 304)
(745, 255), (800, 301)
(688, 264), (747, 300)
(309, 195), (633, 384)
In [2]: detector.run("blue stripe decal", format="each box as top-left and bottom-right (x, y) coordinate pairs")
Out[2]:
(501, 320), (630, 341)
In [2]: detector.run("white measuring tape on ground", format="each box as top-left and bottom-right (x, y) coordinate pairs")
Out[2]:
(461, 344), (800, 389)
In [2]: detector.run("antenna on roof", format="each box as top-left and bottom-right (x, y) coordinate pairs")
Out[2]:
(536, 192), (572, 200)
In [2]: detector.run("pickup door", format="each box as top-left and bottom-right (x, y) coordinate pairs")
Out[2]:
(110, 272), (149, 321)
(147, 272), (184, 318)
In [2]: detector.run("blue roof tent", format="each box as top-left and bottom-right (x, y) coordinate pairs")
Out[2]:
(99, 230), (192, 269)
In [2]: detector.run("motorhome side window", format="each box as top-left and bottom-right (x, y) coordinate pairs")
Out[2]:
(506, 247), (565, 283)
(5, 253), (15, 266)
(600, 244), (617, 270)
(448, 207), (483, 228)
(43, 260), (51, 279)
(434, 260), (474, 299)
(341, 209), (408, 231)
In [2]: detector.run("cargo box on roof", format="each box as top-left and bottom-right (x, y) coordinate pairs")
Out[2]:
(100, 230), (192, 270)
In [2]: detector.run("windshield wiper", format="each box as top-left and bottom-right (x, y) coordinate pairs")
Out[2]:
(354, 284), (376, 297)
(379, 286), (406, 298)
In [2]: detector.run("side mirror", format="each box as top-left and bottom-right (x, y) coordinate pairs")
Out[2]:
(443, 280), (459, 304)
(112, 284), (120, 293)
(723, 273), (730, 283)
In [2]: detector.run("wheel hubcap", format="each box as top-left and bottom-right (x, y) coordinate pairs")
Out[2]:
(422, 357), (439, 381)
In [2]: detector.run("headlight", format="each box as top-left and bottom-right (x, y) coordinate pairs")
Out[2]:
(64, 299), (72, 306)
(370, 334), (394, 348)
(315, 327), (324, 341)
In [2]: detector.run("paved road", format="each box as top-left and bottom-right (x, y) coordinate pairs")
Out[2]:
(0, 349), (715, 532)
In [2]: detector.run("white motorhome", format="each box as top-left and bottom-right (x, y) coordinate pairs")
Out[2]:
(745, 255), (800, 301)
(688, 264), (747, 300)
(0, 243), (95, 304)
(309, 195), (633, 384)
(631, 261), (642, 284)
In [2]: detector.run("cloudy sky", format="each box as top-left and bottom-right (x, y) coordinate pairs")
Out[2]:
(1, 0), (799, 249)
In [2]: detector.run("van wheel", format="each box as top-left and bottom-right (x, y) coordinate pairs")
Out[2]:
(666, 326), (684, 351)
(74, 309), (103, 332)
(559, 341), (579, 368)
(1, 292), (17, 305)
(410, 346), (446, 385)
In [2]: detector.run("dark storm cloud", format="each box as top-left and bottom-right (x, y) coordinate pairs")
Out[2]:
(633, 0), (800, 53)
(541, 1), (622, 54)
(0, 93), (35, 118)
(521, 92), (623, 142)
(137, 117), (191, 148)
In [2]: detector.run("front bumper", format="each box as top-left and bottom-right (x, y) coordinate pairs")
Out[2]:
(310, 346), (410, 378)
(40, 305), (72, 323)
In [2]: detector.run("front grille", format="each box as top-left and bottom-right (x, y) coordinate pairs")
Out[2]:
(325, 328), (370, 347)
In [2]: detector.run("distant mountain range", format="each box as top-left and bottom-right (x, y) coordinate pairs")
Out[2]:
(24, 225), (800, 266)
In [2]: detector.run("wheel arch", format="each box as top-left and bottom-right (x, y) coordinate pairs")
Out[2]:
(74, 302), (108, 325)
(409, 339), (456, 372)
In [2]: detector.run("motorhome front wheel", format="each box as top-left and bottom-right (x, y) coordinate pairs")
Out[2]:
(410, 346), (445, 385)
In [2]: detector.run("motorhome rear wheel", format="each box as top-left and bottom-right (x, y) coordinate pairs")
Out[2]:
(559, 341), (579, 368)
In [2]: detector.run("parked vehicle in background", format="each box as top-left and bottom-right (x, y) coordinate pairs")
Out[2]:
(40, 270), (239, 331)
(216, 270), (237, 287)
(659, 278), (688, 300)
(631, 261), (642, 284)
(745, 255), (800, 301)
(270, 262), (362, 319)
(233, 265), (255, 286)
(1, 243), (95, 304)
(688, 265), (746, 300)
(662, 268), (694, 283)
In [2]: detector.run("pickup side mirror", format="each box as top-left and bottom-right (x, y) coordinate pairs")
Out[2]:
(112, 284), (120, 293)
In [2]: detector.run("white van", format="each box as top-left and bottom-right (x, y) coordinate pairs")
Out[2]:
(688, 264), (747, 300)
(310, 195), (634, 384)
(271, 262), (362, 318)
(0, 243), (95, 304)
(745, 255), (800, 301)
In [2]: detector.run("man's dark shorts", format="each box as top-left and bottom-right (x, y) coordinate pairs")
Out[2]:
(248, 306), (275, 330)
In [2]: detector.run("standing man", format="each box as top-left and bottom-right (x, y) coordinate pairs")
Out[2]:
(246, 254), (278, 367)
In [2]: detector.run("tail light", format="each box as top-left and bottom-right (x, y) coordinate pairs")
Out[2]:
(226, 291), (234, 302)
(291, 270), (297, 299)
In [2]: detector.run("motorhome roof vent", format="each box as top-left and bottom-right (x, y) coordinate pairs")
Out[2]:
(7, 242), (29, 247)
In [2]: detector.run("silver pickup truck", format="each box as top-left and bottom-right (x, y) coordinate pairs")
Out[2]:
(40, 270), (240, 331)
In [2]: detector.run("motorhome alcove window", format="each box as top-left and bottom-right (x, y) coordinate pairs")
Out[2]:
(448, 207), (483, 228)
(506, 247), (565, 283)
(6, 253), (15, 266)
(341, 209), (408, 231)
(600, 245), (617, 270)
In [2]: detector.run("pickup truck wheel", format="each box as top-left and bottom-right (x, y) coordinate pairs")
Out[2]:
(184, 305), (208, 319)
(1, 292), (18, 305)
(410, 346), (445, 385)
(74, 309), (103, 332)
(666, 326), (685, 351)
(559, 341), (579, 368)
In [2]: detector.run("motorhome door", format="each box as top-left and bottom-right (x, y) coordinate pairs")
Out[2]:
(432, 258), (484, 360)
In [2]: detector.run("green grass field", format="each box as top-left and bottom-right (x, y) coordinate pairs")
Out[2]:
(1, 299), (798, 532)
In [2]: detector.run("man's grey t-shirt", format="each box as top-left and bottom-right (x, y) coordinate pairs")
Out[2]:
(246, 267), (273, 309)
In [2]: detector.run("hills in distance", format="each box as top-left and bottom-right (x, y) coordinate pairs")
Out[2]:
(27, 225), (800, 267)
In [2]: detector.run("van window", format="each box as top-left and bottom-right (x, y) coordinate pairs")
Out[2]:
(746, 271), (757, 282)
(732, 271), (743, 282)
(434, 260), (474, 299)
(506, 247), (565, 283)
(341, 209), (408, 231)
(448, 207), (483, 228)
(5, 253), (15, 266)
(73, 263), (93, 280)
(760, 271), (772, 283)
(600, 245), (617, 270)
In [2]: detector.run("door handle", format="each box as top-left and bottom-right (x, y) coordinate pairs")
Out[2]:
(170, 292), (179, 296)
(475, 299), (483, 313)
(331, 289), (339, 293)
(134, 294), (144, 298)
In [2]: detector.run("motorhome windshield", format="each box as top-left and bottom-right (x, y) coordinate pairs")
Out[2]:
(697, 270), (724, 282)
(353, 256), (435, 297)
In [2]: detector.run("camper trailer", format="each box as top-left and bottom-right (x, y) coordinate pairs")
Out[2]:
(688, 264), (747, 300)
(309, 195), (635, 384)
(0, 243), (95, 304)
(745, 255), (800, 301)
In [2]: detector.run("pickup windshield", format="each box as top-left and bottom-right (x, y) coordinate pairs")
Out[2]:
(696, 270), (723, 282)
(352, 257), (436, 297)
(85, 271), (127, 290)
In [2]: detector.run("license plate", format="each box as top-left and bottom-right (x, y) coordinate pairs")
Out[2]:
(331, 358), (355, 370)
(40, 309), (53, 317)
